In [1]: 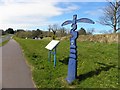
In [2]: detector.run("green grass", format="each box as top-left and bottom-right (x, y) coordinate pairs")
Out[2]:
(0, 40), (9, 46)
(14, 37), (119, 88)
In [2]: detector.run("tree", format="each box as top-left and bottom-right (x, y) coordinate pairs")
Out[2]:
(48, 24), (59, 39)
(99, 0), (120, 33)
(86, 28), (95, 35)
(2, 30), (6, 35)
(56, 27), (67, 37)
(31, 29), (43, 38)
(0, 29), (6, 35)
(78, 28), (87, 35)
(16, 31), (33, 38)
(16, 29), (25, 32)
(5, 28), (14, 34)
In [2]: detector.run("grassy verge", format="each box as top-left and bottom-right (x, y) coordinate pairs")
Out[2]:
(0, 40), (9, 46)
(14, 37), (119, 88)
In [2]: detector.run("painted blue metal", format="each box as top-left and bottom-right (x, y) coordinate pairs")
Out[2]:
(70, 49), (76, 53)
(48, 48), (57, 67)
(77, 18), (95, 24)
(61, 14), (95, 84)
(69, 54), (77, 59)
(48, 50), (51, 62)
(54, 48), (56, 67)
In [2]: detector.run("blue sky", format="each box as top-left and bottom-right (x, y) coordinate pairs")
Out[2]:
(0, 0), (114, 34)
(50, 2), (112, 34)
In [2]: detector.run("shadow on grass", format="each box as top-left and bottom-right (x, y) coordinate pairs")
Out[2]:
(59, 57), (69, 65)
(77, 62), (116, 82)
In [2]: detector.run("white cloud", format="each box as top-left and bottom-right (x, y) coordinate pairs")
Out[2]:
(0, 0), (109, 30)
(0, 0), (109, 3)
(0, 0), (79, 30)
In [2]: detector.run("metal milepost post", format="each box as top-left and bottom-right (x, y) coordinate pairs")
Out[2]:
(61, 14), (95, 84)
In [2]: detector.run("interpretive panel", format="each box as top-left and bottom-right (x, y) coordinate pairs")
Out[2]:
(45, 40), (60, 50)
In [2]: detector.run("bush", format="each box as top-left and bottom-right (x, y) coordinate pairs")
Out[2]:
(78, 28), (87, 35)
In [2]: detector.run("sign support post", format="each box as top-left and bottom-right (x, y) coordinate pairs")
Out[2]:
(54, 48), (56, 67)
(48, 50), (51, 62)
(45, 40), (60, 67)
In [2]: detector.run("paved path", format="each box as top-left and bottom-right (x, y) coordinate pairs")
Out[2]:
(0, 44), (2, 89)
(2, 39), (36, 88)
(0, 34), (13, 43)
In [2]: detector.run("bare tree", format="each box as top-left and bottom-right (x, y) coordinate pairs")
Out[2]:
(48, 24), (59, 39)
(87, 28), (95, 35)
(56, 27), (67, 37)
(99, 0), (120, 33)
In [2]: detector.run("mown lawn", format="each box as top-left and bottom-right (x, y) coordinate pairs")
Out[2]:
(14, 37), (119, 88)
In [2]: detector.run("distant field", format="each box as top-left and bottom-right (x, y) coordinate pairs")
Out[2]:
(14, 37), (119, 88)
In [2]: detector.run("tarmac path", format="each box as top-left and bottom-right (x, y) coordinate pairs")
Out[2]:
(0, 43), (2, 89)
(0, 34), (13, 43)
(2, 39), (36, 88)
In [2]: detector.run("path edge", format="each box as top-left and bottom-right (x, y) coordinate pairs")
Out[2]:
(13, 38), (37, 88)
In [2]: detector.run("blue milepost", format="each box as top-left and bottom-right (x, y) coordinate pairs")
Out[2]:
(61, 14), (95, 84)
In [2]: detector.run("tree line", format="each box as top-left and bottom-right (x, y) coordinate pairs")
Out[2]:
(1, 28), (15, 35)
(0, 25), (93, 39)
